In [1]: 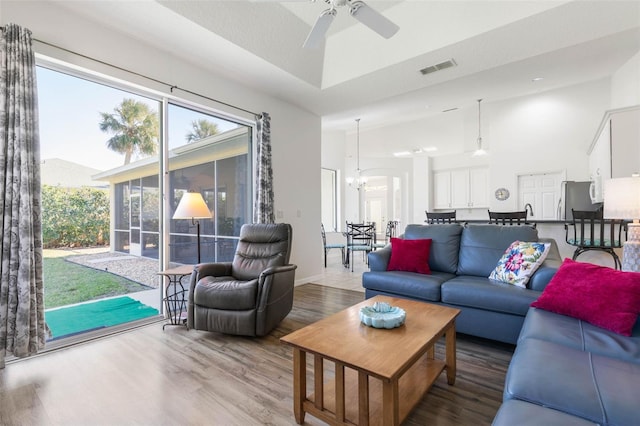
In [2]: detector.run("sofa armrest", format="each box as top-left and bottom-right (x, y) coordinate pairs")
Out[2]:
(529, 258), (562, 291)
(368, 247), (392, 271)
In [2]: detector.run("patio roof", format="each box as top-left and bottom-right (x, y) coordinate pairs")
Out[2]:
(92, 126), (249, 184)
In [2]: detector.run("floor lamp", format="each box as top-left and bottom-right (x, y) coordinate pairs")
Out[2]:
(603, 176), (640, 272)
(173, 191), (212, 264)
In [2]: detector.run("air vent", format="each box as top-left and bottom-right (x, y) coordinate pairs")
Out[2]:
(419, 59), (457, 75)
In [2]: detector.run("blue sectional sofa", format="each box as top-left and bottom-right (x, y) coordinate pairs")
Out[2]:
(363, 223), (562, 344)
(493, 307), (640, 425)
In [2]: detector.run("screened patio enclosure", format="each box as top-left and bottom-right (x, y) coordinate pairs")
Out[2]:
(93, 126), (251, 264)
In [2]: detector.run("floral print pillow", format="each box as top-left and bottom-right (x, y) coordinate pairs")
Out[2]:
(489, 241), (551, 288)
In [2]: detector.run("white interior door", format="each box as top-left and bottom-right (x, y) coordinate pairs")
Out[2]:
(364, 176), (393, 239)
(518, 172), (564, 220)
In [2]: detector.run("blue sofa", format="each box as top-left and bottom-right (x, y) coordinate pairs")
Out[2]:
(363, 223), (562, 344)
(493, 307), (640, 425)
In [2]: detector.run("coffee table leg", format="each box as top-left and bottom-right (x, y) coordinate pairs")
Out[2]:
(293, 348), (306, 424)
(382, 379), (400, 426)
(445, 324), (457, 385)
(314, 356), (324, 410)
(358, 371), (370, 426)
(335, 362), (346, 422)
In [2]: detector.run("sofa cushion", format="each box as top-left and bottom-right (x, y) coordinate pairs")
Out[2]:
(504, 338), (640, 425)
(489, 241), (551, 288)
(387, 237), (432, 274)
(441, 276), (540, 316)
(531, 258), (640, 336)
(457, 225), (538, 277)
(519, 307), (640, 364)
(403, 224), (463, 274)
(493, 400), (598, 426)
(362, 270), (454, 302)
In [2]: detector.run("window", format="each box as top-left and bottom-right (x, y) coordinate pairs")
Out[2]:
(322, 168), (338, 231)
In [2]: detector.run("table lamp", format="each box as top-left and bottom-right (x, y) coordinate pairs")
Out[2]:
(173, 191), (213, 264)
(603, 176), (640, 271)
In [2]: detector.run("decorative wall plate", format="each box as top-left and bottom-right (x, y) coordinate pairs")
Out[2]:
(495, 187), (510, 201)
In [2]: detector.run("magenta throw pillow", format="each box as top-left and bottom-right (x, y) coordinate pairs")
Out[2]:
(387, 238), (432, 274)
(531, 258), (640, 336)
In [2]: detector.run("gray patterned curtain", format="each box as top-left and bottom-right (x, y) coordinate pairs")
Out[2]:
(0, 24), (48, 368)
(253, 112), (275, 224)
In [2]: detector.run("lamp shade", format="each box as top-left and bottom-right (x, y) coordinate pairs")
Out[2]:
(173, 192), (212, 219)
(603, 177), (640, 220)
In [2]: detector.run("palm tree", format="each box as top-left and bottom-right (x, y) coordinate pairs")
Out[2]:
(186, 119), (219, 143)
(99, 99), (159, 165)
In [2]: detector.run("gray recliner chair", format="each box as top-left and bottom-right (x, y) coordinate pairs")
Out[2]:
(187, 223), (297, 336)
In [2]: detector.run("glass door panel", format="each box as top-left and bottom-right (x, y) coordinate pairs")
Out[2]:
(167, 103), (251, 265)
(37, 65), (162, 342)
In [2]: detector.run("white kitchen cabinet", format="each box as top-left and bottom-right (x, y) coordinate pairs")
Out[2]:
(469, 168), (489, 207)
(433, 171), (452, 209)
(432, 167), (489, 209)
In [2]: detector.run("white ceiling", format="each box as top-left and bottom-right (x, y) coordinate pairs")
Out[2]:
(56, 0), (640, 155)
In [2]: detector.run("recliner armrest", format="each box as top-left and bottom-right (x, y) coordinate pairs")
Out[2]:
(256, 264), (297, 312)
(260, 264), (298, 279)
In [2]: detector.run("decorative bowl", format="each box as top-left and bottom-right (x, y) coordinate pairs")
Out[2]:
(359, 302), (406, 329)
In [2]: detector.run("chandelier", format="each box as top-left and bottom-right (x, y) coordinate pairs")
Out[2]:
(346, 118), (367, 190)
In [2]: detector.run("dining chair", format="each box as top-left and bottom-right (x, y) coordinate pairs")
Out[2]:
(321, 223), (346, 267)
(372, 220), (397, 250)
(426, 211), (457, 224)
(488, 210), (535, 227)
(345, 222), (375, 272)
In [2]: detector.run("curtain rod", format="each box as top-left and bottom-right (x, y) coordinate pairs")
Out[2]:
(8, 31), (262, 119)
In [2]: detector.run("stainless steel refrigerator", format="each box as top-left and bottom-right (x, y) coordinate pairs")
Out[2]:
(559, 181), (603, 221)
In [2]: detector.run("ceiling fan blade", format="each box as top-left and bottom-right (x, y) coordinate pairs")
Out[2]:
(349, 0), (399, 39)
(303, 8), (336, 49)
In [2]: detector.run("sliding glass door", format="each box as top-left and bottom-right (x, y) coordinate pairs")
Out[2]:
(36, 61), (252, 344)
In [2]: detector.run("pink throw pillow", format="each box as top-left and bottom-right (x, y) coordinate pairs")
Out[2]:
(531, 258), (640, 336)
(387, 238), (432, 274)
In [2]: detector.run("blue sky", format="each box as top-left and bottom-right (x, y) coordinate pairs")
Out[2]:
(37, 66), (239, 171)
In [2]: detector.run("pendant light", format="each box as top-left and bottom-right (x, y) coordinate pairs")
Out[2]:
(473, 99), (488, 156)
(346, 118), (367, 190)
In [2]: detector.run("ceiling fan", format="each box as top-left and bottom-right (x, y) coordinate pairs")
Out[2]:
(303, 0), (399, 48)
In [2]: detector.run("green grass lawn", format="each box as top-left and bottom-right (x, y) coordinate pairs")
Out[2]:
(43, 257), (150, 309)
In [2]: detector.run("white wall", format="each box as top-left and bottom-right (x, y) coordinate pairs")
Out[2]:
(611, 51), (640, 109)
(485, 78), (610, 212)
(321, 130), (347, 231)
(321, 79), (612, 227)
(2, 1), (322, 283)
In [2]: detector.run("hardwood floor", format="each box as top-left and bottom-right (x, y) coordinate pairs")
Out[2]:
(0, 282), (513, 425)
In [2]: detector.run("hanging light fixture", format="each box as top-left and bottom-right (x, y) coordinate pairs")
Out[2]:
(473, 98), (488, 156)
(346, 118), (367, 190)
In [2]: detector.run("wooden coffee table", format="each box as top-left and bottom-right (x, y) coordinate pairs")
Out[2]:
(280, 295), (460, 426)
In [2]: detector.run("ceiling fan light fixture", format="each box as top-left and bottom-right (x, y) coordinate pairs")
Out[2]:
(349, 1), (400, 39)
